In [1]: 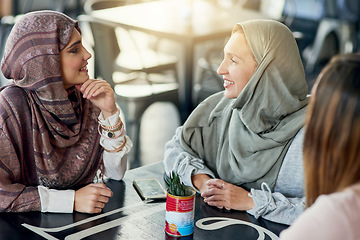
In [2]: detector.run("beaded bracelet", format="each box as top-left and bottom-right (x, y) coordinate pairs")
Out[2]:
(103, 137), (127, 153)
(98, 123), (124, 139)
(103, 121), (123, 133)
(100, 117), (123, 131)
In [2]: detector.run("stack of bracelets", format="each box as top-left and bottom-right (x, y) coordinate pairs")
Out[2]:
(98, 117), (127, 153)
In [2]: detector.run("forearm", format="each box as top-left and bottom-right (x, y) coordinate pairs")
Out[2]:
(163, 127), (215, 190)
(247, 183), (306, 225)
(0, 186), (41, 212)
(191, 174), (211, 193)
(98, 107), (132, 180)
(102, 151), (128, 180)
(0, 135), (42, 212)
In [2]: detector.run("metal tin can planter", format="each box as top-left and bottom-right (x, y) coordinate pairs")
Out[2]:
(165, 187), (196, 237)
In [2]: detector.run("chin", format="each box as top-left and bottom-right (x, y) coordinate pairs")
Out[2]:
(223, 91), (237, 99)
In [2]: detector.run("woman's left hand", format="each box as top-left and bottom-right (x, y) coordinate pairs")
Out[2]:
(201, 179), (255, 211)
(75, 79), (117, 118)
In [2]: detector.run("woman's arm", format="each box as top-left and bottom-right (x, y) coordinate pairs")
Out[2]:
(202, 129), (306, 224)
(0, 129), (43, 212)
(34, 102), (123, 215)
(247, 183), (306, 225)
(247, 128), (306, 225)
(0, 109), (124, 214)
(163, 127), (215, 191)
(77, 79), (132, 181)
(98, 107), (132, 181)
(38, 183), (113, 213)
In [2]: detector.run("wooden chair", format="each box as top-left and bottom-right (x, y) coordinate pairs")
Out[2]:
(77, 14), (180, 168)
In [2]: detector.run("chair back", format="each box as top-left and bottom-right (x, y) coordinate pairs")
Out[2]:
(78, 15), (120, 88)
(83, 0), (162, 71)
(335, 0), (359, 21)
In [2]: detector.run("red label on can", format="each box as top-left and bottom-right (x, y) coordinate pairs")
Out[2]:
(166, 194), (194, 212)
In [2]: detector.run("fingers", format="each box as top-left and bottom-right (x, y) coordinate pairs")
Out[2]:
(202, 179), (231, 210)
(201, 186), (223, 198)
(204, 198), (229, 210)
(76, 79), (117, 114)
(201, 179), (226, 198)
(203, 193), (230, 210)
(206, 178), (226, 189)
(201, 184), (227, 208)
(78, 79), (112, 99)
(89, 183), (113, 198)
(201, 182), (254, 211)
(74, 183), (113, 214)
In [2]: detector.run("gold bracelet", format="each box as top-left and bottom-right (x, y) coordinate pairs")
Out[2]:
(100, 117), (122, 131)
(102, 121), (124, 133)
(104, 138), (127, 153)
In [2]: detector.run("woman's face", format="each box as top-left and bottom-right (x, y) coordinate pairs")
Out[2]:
(217, 31), (257, 99)
(60, 28), (92, 89)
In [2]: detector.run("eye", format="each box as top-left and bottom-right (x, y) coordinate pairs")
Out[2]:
(69, 47), (79, 54)
(230, 58), (236, 63)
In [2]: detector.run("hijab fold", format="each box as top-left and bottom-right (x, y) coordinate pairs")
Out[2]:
(180, 20), (309, 190)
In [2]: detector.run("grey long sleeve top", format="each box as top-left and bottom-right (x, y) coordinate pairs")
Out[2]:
(163, 127), (306, 225)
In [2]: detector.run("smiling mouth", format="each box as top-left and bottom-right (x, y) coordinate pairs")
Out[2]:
(80, 66), (88, 71)
(223, 79), (234, 88)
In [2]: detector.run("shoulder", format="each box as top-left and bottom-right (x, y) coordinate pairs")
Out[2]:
(195, 91), (228, 112)
(0, 84), (30, 122)
(282, 185), (360, 239)
(322, 183), (360, 222)
(185, 91), (230, 127)
(0, 84), (28, 105)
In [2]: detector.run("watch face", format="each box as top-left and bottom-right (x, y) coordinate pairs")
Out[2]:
(107, 132), (114, 138)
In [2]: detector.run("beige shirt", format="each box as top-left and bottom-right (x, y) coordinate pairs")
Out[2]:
(280, 183), (360, 240)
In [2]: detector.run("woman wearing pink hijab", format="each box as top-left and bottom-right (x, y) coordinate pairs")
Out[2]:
(0, 11), (132, 213)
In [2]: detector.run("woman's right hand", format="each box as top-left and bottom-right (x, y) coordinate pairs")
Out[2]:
(75, 79), (117, 119)
(74, 183), (113, 213)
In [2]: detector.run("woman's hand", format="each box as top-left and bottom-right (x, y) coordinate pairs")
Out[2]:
(75, 79), (117, 118)
(74, 183), (113, 213)
(191, 174), (212, 193)
(201, 179), (255, 211)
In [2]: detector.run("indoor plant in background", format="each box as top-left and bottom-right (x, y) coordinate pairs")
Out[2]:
(164, 171), (196, 237)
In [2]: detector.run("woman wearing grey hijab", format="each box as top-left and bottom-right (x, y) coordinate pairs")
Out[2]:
(164, 19), (309, 225)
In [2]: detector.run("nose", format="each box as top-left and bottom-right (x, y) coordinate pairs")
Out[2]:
(83, 47), (92, 61)
(217, 59), (226, 76)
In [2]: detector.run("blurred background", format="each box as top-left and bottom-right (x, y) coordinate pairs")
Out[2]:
(1, 0), (359, 169)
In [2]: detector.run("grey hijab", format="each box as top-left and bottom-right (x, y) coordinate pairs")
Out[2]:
(180, 19), (309, 190)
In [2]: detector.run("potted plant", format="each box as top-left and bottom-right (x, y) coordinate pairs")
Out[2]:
(164, 171), (196, 237)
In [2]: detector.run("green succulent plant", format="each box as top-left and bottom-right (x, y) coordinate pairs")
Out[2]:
(164, 171), (191, 197)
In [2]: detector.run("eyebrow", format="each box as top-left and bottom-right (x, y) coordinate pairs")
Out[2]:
(66, 40), (81, 50)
